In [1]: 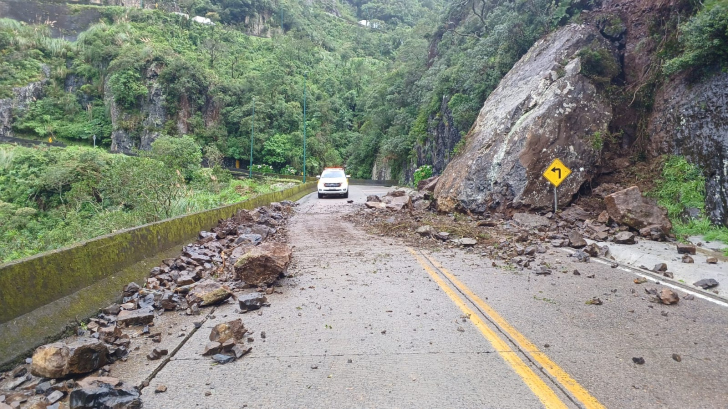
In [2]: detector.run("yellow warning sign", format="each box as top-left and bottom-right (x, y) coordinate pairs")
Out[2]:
(543, 158), (571, 187)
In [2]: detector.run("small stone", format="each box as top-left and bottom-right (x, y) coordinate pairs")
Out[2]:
(693, 278), (719, 289)
(653, 263), (667, 272)
(681, 254), (694, 263)
(205, 391), (212, 396)
(210, 319), (247, 343)
(658, 288), (680, 305)
(706, 257), (718, 264)
(416, 225), (435, 237)
(347, 200), (354, 203)
(597, 211), (610, 224)
(155, 385), (167, 393)
(634, 277), (647, 284)
(231, 344), (251, 359)
(573, 270), (581, 276)
(260, 331), (266, 339)
(676, 243), (696, 255)
(663, 271), (674, 279)
(684, 294), (695, 300)
(238, 294), (268, 312)
(672, 354), (681, 362)
(614, 232), (636, 244)
(10, 367), (27, 378)
(632, 357), (645, 365)
(568, 231), (587, 248)
(212, 354), (235, 365)
(347, 359), (353, 363)
(117, 309), (155, 327)
(203, 342), (222, 356)
(311, 365), (318, 369)
(586, 297), (602, 305)
(46, 390), (64, 404)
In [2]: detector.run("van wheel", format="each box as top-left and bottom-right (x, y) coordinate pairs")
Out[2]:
(343, 191), (349, 199)
(318, 193), (323, 199)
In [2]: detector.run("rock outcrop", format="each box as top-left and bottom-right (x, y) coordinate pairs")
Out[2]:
(108, 63), (166, 154)
(0, 66), (49, 139)
(435, 24), (615, 213)
(648, 72), (728, 226)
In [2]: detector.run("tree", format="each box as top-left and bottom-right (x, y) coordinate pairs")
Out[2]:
(146, 135), (202, 181)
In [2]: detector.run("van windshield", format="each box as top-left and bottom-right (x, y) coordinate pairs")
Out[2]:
(321, 170), (345, 178)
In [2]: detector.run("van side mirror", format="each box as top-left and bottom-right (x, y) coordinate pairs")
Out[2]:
(346, 175), (351, 178)
(316, 175), (320, 179)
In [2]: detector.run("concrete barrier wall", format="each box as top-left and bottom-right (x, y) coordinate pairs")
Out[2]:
(0, 182), (315, 368)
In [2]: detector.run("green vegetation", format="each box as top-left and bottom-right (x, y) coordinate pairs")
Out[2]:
(0, 142), (296, 263)
(663, 0), (728, 76)
(651, 156), (728, 246)
(412, 164), (432, 187)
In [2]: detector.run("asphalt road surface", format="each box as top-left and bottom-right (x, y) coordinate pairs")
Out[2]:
(141, 185), (728, 408)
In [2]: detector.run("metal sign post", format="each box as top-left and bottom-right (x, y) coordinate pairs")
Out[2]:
(542, 158), (572, 213)
(93, 134), (96, 148)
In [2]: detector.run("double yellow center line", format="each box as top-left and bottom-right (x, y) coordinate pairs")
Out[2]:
(408, 248), (605, 409)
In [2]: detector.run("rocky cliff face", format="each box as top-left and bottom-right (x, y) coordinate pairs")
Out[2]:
(108, 64), (166, 154)
(435, 24), (615, 213)
(0, 65), (49, 139)
(648, 73), (728, 225)
(413, 96), (461, 178)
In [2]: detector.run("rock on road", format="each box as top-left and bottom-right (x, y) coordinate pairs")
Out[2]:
(141, 185), (728, 409)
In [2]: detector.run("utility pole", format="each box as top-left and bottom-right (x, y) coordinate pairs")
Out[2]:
(250, 97), (255, 178)
(303, 72), (307, 183)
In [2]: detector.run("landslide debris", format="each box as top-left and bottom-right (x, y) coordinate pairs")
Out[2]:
(1, 201), (298, 408)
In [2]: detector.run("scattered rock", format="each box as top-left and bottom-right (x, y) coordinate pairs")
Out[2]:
(658, 289), (680, 305)
(146, 348), (168, 361)
(46, 390), (64, 405)
(614, 231), (636, 244)
(365, 201), (387, 210)
(604, 186), (672, 233)
(234, 243), (292, 286)
(69, 380), (141, 409)
(586, 297), (602, 305)
(681, 254), (694, 263)
(155, 385), (167, 393)
(366, 195), (381, 203)
(652, 263), (667, 272)
(706, 257), (718, 264)
(572, 250), (590, 262)
(231, 344), (251, 359)
(238, 293), (268, 312)
(31, 339), (108, 379)
(117, 308), (155, 327)
(212, 354), (235, 365)
(632, 357), (645, 365)
(597, 211), (610, 224)
(453, 238), (478, 247)
(693, 278), (719, 289)
(672, 354), (682, 362)
(512, 213), (550, 229)
(202, 342), (222, 356)
(568, 231), (587, 248)
(676, 243), (696, 255)
(347, 200), (354, 204)
(209, 319), (246, 344)
(663, 272), (674, 279)
(416, 225), (436, 237)
(417, 176), (439, 192)
(101, 304), (121, 315)
(435, 232), (450, 241)
(186, 280), (232, 307)
(634, 277), (647, 284)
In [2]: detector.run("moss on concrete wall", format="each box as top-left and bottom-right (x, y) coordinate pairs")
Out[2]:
(0, 182), (315, 367)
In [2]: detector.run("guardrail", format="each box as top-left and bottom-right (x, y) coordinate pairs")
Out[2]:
(0, 181), (316, 369)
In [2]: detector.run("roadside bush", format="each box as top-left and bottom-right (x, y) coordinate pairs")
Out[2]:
(663, 0), (728, 76)
(413, 165), (433, 187)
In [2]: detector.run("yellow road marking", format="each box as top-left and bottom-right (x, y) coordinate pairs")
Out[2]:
(422, 252), (606, 409)
(407, 248), (569, 409)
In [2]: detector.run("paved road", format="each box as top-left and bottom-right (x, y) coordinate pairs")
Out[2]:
(140, 185), (728, 408)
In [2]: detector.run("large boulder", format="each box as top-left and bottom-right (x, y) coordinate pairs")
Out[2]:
(604, 186), (672, 233)
(435, 24), (615, 213)
(31, 339), (108, 379)
(234, 242), (292, 286)
(648, 72), (728, 226)
(186, 280), (232, 307)
(209, 319), (246, 344)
